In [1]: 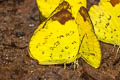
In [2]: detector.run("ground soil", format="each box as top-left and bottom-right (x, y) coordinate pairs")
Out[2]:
(0, 0), (120, 80)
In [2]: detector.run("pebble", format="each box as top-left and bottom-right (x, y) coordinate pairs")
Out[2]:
(15, 32), (25, 38)
(28, 23), (35, 27)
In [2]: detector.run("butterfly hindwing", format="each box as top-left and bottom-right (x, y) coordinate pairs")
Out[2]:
(76, 7), (101, 68)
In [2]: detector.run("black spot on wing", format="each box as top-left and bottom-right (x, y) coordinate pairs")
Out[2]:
(108, 16), (111, 20)
(118, 15), (120, 18)
(61, 49), (64, 52)
(87, 47), (90, 51)
(44, 33), (53, 40)
(103, 36), (107, 40)
(81, 51), (85, 54)
(79, 34), (81, 36)
(43, 33), (53, 45)
(104, 32), (106, 34)
(65, 46), (69, 49)
(65, 31), (75, 37)
(43, 41), (47, 45)
(105, 23), (110, 28)
(50, 53), (52, 58)
(98, 13), (104, 19)
(50, 47), (54, 50)
(54, 41), (60, 47)
(90, 53), (95, 56)
(98, 29), (100, 32)
(82, 45), (84, 48)
(57, 35), (64, 39)
(36, 46), (38, 48)
(70, 31), (75, 34)
(42, 51), (45, 54)
(95, 21), (97, 26)
(66, 33), (70, 36)
(49, 41), (60, 51)
(72, 41), (77, 44)
(116, 35), (118, 37)
(114, 29), (116, 31)
(44, 37), (48, 40)
(59, 54), (62, 58)
(68, 57), (70, 59)
(111, 36), (113, 38)
(36, 43), (41, 48)
(85, 41), (88, 44)
(74, 47), (76, 49)
(48, 60), (51, 62)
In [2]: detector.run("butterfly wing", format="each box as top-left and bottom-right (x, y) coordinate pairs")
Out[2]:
(76, 7), (101, 68)
(29, 4), (80, 64)
(89, 0), (120, 45)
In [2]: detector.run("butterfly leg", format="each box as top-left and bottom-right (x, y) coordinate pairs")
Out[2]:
(64, 63), (66, 69)
(112, 44), (116, 53)
(73, 60), (79, 70)
(115, 46), (120, 58)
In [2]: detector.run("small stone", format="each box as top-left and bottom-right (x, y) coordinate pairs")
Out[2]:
(28, 23), (35, 27)
(15, 32), (25, 38)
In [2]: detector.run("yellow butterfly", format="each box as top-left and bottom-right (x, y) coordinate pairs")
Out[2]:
(89, 0), (120, 46)
(29, 1), (101, 68)
(36, 0), (86, 18)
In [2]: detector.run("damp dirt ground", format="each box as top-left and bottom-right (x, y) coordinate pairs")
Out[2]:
(0, 0), (120, 80)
